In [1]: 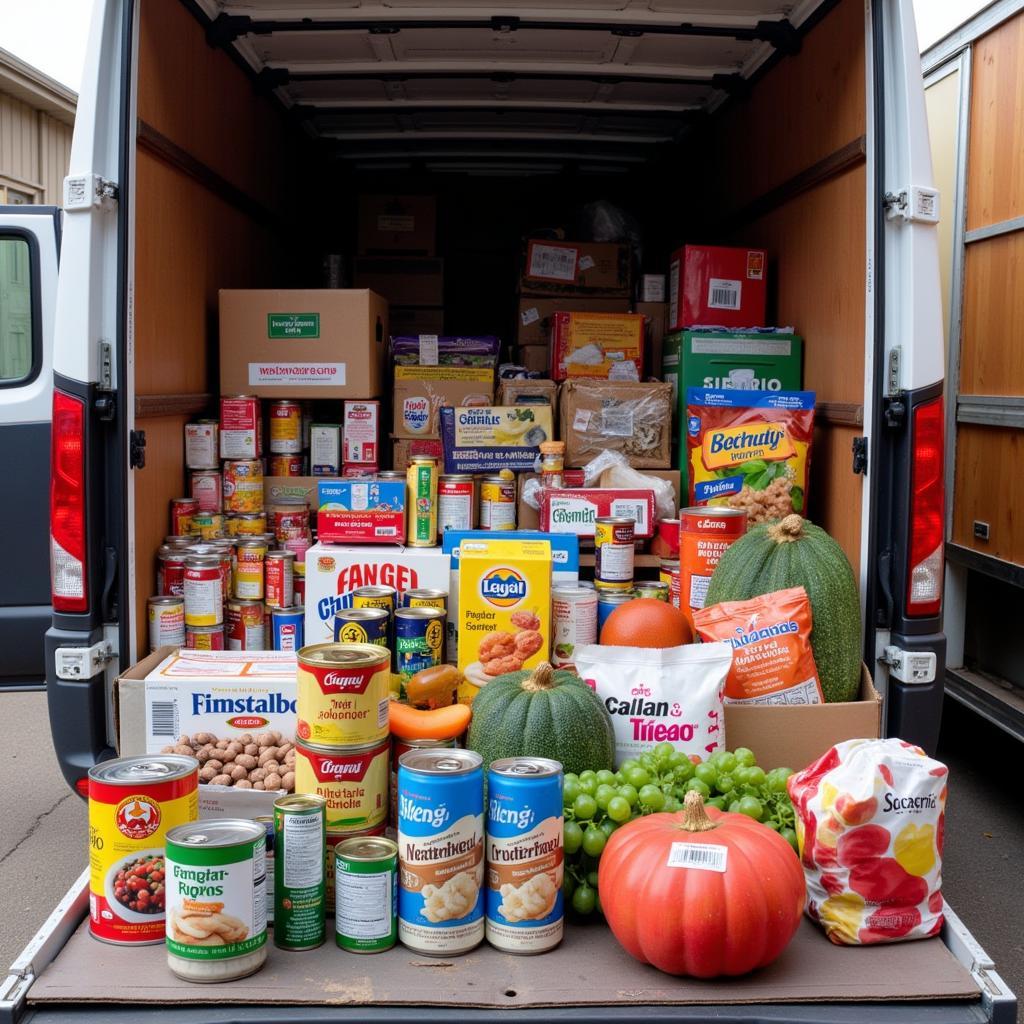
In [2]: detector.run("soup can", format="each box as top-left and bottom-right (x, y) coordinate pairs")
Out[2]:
(269, 400), (303, 454)
(269, 454), (304, 477)
(274, 794), (326, 951)
(390, 737), (457, 830)
(438, 475), (474, 533)
(170, 497), (198, 538)
(659, 558), (681, 609)
(225, 598), (266, 651)
(333, 607), (389, 647)
(400, 588), (447, 612)
(233, 539), (267, 600)
(294, 738), (390, 833)
(158, 545), (186, 597)
(271, 502), (309, 544)
(406, 457), (438, 547)
(148, 596), (186, 652)
(394, 606), (445, 685)
(223, 460), (264, 514)
(192, 512), (226, 541)
(185, 624), (225, 650)
(657, 517), (680, 558)
(551, 586), (597, 669)
(220, 395), (261, 460)
(352, 586), (396, 616)
(633, 580), (671, 602)
(335, 837), (398, 954)
(479, 475), (516, 530)
(594, 516), (635, 591)
(226, 512), (267, 537)
(190, 470), (222, 514)
(294, 561), (306, 605)
(265, 550), (295, 609)
(596, 590), (634, 634)
(272, 606), (304, 652)
(184, 554), (223, 626)
(678, 507), (747, 627)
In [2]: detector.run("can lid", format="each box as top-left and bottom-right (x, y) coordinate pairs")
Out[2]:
(439, 474), (473, 482)
(334, 607), (389, 622)
(551, 585), (596, 599)
(298, 642), (390, 668)
(399, 748), (482, 775)
(352, 586), (396, 598)
(490, 756), (563, 778)
(184, 553), (222, 567)
(409, 456), (437, 464)
(596, 516), (635, 526)
(335, 836), (398, 862)
(167, 819), (266, 849)
(679, 506), (747, 519)
(266, 549), (296, 561)
(272, 605), (304, 617)
(148, 595), (184, 606)
(597, 590), (635, 603)
(89, 754), (198, 785)
(274, 793), (325, 814)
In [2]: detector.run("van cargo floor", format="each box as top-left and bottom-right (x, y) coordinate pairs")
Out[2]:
(30, 919), (979, 1008)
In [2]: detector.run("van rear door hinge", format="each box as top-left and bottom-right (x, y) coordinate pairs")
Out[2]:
(63, 173), (118, 211)
(129, 430), (147, 469)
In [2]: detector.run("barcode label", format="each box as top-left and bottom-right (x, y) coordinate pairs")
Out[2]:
(149, 700), (179, 737)
(610, 500), (647, 526)
(707, 278), (741, 310)
(667, 842), (729, 872)
(528, 243), (578, 282)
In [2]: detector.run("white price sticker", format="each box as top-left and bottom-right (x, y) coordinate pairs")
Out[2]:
(572, 410), (593, 432)
(667, 843), (729, 872)
(521, 306), (541, 326)
(578, 254), (596, 271)
(418, 335), (439, 365)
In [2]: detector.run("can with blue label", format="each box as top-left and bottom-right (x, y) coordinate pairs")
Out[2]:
(485, 757), (564, 954)
(397, 748), (484, 956)
(272, 606), (304, 651)
(394, 607), (445, 685)
(596, 589), (634, 634)
(334, 607), (389, 648)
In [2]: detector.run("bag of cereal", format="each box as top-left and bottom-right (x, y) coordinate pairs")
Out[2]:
(787, 738), (948, 945)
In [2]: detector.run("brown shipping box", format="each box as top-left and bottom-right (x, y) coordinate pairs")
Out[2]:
(515, 345), (553, 375)
(354, 257), (444, 307)
(496, 378), (559, 416)
(392, 435), (444, 472)
(219, 289), (387, 399)
(389, 306), (444, 336)
(560, 379), (673, 469)
(358, 195), (436, 255)
(517, 296), (631, 347)
(521, 239), (631, 297)
(636, 301), (669, 378)
(392, 366), (495, 438)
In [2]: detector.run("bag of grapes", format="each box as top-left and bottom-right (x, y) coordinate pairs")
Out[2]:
(787, 738), (948, 945)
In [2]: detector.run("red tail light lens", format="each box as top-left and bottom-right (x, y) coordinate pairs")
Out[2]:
(50, 390), (88, 613)
(906, 397), (944, 618)
(75, 777), (90, 798)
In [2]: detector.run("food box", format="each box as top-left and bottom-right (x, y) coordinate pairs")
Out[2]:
(342, 401), (380, 465)
(439, 405), (554, 474)
(354, 257), (444, 307)
(516, 296), (630, 347)
(391, 435), (443, 472)
(538, 487), (656, 538)
(219, 289), (388, 399)
(342, 464), (379, 478)
(559, 379), (673, 469)
(641, 274), (666, 303)
(310, 424), (341, 476)
(515, 345), (553, 375)
(316, 480), (406, 543)
(520, 239), (631, 297)
(456, 538), (552, 702)
(635, 301), (669, 378)
(668, 245), (768, 331)
(549, 311), (646, 382)
(358, 194), (436, 255)
(392, 365), (495, 437)
(517, 471), (680, 530)
(304, 543), (450, 645)
(496, 377), (558, 415)
(264, 475), (318, 510)
(391, 334), (500, 367)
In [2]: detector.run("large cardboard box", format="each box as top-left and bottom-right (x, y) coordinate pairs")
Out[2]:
(514, 345), (552, 375)
(392, 364), (494, 437)
(391, 435), (443, 472)
(219, 289), (387, 399)
(264, 475), (318, 509)
(496, 377), (558, 416)
(358, 194), (436, 255)
(517, 296), (630, 347)
(668, 245), (768, 331)
(354, 257), (444, 307)
(521, 239), (631, 297)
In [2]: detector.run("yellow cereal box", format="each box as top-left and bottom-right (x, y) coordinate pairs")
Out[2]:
(457, 539), (551, 703)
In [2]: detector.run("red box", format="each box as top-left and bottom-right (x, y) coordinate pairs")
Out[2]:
(343, 400), (380, 465)
(539, 488), (657, 538)
(342, 464), (380, 478)
(668, 245), (768, 330)
(317, 480), (405, 543)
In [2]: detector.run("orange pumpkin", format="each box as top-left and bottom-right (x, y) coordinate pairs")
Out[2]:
(599, 597), (692, 648)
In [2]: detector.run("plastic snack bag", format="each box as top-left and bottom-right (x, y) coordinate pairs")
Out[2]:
(787, 738), (948, 945)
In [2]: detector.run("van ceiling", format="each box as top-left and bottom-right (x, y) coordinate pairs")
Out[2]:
(192, 0), (832, 174)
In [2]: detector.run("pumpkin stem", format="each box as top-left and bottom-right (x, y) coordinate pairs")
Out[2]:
(678, 790), (719, 832)
(767, 513), (805, 544)
(521, 662), (556, 692)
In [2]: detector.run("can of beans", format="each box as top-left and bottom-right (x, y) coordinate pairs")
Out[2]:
(234, 539), (267, 600)
(227, 512), (267, 537)
(400, 588), (448, 612)
(333, 607), (389, 648)
(272, 606), (304, 651)
(294, 738), (390, 833)
(148, 595), (186, 652)
(479, 475), (516, 530)
(659, 558), (681, 608)
(226, 598), (267, 651)
(657, 517), (681, 558)
(184, 554), (223, 626)
(158, 545), (187, 597)
(191, 512), (225, 541)
(551, 586), (597, 669)
(220, 395), (261, 460)
(184, 420), (219, 469)
(186, 623), (225, 650)
(394, 607), (445, 685)
(170, 497), (198, 537)
(594, 516), (635, 591)
(325, 825), (388, 912)
(596, 590), (634, 634)
(223, 460), (264, 514)
(438, 475), (475, 533)
(265, 550), (295, 609)
(678, 507), (747, 628)
(269, 400), (303, 454)
(334, 836), (398, 954)
(633, 580), (671, 602)
(190, 470), (222, 514)
(274, 794), (326, 951)
(269, 454), (304, 477)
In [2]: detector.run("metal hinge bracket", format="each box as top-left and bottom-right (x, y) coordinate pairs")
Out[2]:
(63, 173), (118, 211)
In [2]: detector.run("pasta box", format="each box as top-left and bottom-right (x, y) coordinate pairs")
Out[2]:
(439, 405), (554, 473)
(539, 487), (657, 538)
(316, 479), (406, 543)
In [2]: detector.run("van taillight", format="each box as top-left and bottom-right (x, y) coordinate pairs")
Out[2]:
(906, 397), (944, 618)
(50, 390), (88, 613)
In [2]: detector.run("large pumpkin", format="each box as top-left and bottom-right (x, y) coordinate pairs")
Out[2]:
(599, 792), (805, 978)
(465, 662), (615, 776)
(704, 514), (861, 702)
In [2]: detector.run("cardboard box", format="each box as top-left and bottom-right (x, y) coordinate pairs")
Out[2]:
(391, 435), (443, 472)
(343, 400), (381, 465)
(354, 257), (444, 307)
(304, 542), (451, 645)
(358, 194), (436, 255)
(515, 346), (553, 375)
(521, 239), (631, 297)
(219, 289), (387, 399)
(392, 364), (495, 437)
(668, 245), (768, 331)
(517, 296), (631, 347)
(635, 301), (669, 378)
(496, 378), (558, 416)
(560, 379), (673, 469)
(439, 405), (554, 473)
(391, 334), (500, 368)
(539, 488), (657, 538)
(317, 479), (405, 544)
(389, 306), (444, 336)
(265, 476), (318, 508)
(641, 274), (666, 303)
(550, 311), (646, 382)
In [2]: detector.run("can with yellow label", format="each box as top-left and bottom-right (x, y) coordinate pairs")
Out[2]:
(295, 739), (390, 833)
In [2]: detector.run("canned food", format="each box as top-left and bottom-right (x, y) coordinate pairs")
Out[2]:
(225, 598), (266, 651)
(158, 545), (186, 597)
(394, 606), (445, 685)
(232, 539), (266, 600)
(678, 507), (747, 627)
(334, 607), (389, 647)
(165, 818), (267, 982)
(479, 475), (516, 531)
(184, 554), (223, 626)
(633, 580), (671, 602)
(170, 497), (198, 537)
(190, 470), (223, 514)
(191, 512), (225, 541)
(377, 471), (404, 481)
(335, 837), (398, 953)
(184, 420), (219, 469)
(390, 737), (457, 830)
(274, 794), (326, 951)
(400, 588), (448, 611)
(269, 400), (303, 454)
(352, 586), (396, 615)
(438, 475), (475, 533)
(186, 624), (225, 650)
(227, 512), (267, 537)
(294, 738), (390, 832)
(223, 460), (264, 515)
(551, 586), (597, 668)
(88, 755), (199, 945)
(271, 502), (309, 545)
(148, 596), (186, 652)
(397, 748), (484, 956)
(164, 535), (196, 549)
(325, 825), (387, 911)
(209, 541), (234, 606)
(272, 606), (304, 651)
(283, 534), (311, 563)
(486, 757), (564, 954)
(220, 395), (261, 460)
(269, 453), (304, 477)
(659, 558), (681, 609)
(596, 590), (634, 633)
(657, 517), (681, 558)
(594, 516), (635, 590)
(297, 642), (392, 747)
(407, 457), (438, 547)
(265, 550), (295, 609)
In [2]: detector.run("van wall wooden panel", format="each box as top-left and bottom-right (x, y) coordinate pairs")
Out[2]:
(810, 423), (862, 569)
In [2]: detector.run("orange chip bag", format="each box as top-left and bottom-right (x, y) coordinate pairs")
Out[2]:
(693, 585), (823, 704)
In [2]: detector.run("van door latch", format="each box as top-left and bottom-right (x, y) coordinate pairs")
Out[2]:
(130, 430), (147, 469)
(880, 646), (937, 683)
(64, 174), (118, 211)
(852, 436), (868, 475)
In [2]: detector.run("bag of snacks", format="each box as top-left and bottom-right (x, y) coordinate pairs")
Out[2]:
(787, 738), (948, 945)
(693, 586), (823, 705)
(686, 388), (815, 524)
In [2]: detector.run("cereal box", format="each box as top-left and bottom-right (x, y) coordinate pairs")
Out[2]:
(317, 479), (406, 543)
(439, 405), (554, 473)
(457, 539), (551, 703)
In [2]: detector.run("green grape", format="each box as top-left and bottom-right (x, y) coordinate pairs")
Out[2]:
(586, 871), (599, 888)
(741, 766), (767, 787)
(618, 784), (639, 807)
(762, 819), (780, 831)
(572, 884), (597, 915)
(715, 752), (737, 774)
(573, 794), (597, 820)
(728, 800), (742, 813)
(673, 758), (695, 784)
(563, 778), (581, 806)
(654, 741), (675, 760)
(737, 796), (764, 821)
(564, 820), (583, 854)
(595, 784), (616, 810)
(694, 763), (718, 788)
(663, 796), (681, 813)
(582, 826), (607, 858)
(638, 784), (666, 811)
(619, 759), (639, 774)
(684, 779), (711, 799)
(599, 818), (617, 839)
(766, 768), (793, 794)
(564, 772), (580, 785)
(715, 773), (736, 795)
(606, 796), (631, 822)
(579, 770), (597, 782)
(780, 827), (799, 853)
(667, 751), (688, 769)
(579, 776), (598, 796)
(733, 746), (757, 768)
(706, 796), (727, 811)
(624, 766), (650, 788)
(563, 874), (576, 901)
(614, 772), (625, 785)
(595, 769), (616, 786)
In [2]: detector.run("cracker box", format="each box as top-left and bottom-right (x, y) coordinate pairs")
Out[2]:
(549, 311), (646, 382)
(539, 488), (656, 538)
(457, 538), (552, 703)
(317, 479), (406, 543)
(439, 405), (554, 473)
(343, 401), (380, 465)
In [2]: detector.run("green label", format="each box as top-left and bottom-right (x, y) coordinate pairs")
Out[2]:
(168, 932), (267, 960)
(267, 313), (320, 339)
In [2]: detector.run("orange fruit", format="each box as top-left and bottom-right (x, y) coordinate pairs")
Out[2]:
(600, 598), (693, 648)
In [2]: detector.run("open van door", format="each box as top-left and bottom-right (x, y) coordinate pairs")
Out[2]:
(0, 205), (59, 687)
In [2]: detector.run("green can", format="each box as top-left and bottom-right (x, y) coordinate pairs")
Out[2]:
(406, 457), (438, 547)
(273, 794), (326, 951)
(334, 836), (398, 953)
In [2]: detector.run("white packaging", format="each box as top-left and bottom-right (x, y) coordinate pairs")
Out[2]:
(184, 421), (219, 469)
(574, 642), (732, 765)
(310, 424), (341, 476)
(641, 274), (666, 303)
(343, 400), (380, 465)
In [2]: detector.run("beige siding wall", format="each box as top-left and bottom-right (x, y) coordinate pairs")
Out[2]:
(0, 91), (73, 204)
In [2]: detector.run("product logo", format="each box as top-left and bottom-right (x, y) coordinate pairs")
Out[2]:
(425, 618), (444, 652)
(882, 793), (938, 813)
(115, 796), (161, 840)
(727, 614), (799, 649)
(192, 692), (297, 715)
(480, 567), (527, 607)
(337, 622), (371, 644)
(688, 415), (701, 437)
(321, 669), (373, 692)
(227, 715), (269, 729)
(399, 794), (450, 828)
(307, 749), (377, 782)
(489, 799), (535, 830)
(402, 397), (430, 433)
(267, 312), (320, 339)
(317, 556), (337, 572)
(697, 518), (728, 530)
(701, 422), (794, 470)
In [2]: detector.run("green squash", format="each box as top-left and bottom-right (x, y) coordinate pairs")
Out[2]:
(704, 514), (862, 703)
(466, 662), (615, 776)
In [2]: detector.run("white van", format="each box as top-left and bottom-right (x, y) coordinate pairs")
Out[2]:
(1, 0), (1014, 1020)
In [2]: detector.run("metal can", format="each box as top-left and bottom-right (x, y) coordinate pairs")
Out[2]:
(659, 558), (681, 609)
(394, 606), (445, 684)
(190, 470), (223, 514)
(296, 642), (392, 747)
(294, 738), (390, 833)
(274, 794), (326, 951)
(164, 534), (196, 549)
(294, 561), (306, 605)
(269, 453), (304, 477)
(390, 737), (457, 830)
(265, 550), (295, 609)
(678, 506), (747, 627)
(397, 748), (484, 956)
(164, 818), (268, 982)
(479, 475), (516, 530)
(551, 586), (598, 669)
(184, 554), (223, 626)
(594, 516), (635, 590)
(272, 606), (304, 651)
(233, 539), (267, 600)
(209, 541), (234, 606)
(184, 419), (219, 469)
(220, 394), (261, 460)
(158, 545), (187, 597)
(269, 400), (303, 454)
(352, 585), (396, 616)
(334, 607), (389, 647)
(633, 580), (671, 602)
(185, 624), (225, 650)
(271, 501), (309, 544)
(657, 517), (681, 558)
(226, 598), (267, 651)
(335, 837), (398, 953)
(438, 475), (475, 533)
(283, 534), (311, 563)
(227, 512), (267, 537)
(88, 755), (199, 945)
(191, 511), (225, 541)
(148, 595), (186, 652)
(400, 588), (448, 611)
(486, 757), (564, 954)
(223, 459), (264, 515)
(597, 590), (634, 633)
(377, 471), (404, 481)
(326, 825), (387, 911)
(406, 457), (438, 547)
(170, 497), (198, 537)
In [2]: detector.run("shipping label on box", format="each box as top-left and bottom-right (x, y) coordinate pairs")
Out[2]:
(521, 240), (631, 296)
(343, 401), (380, 464)
(550, 311), (645, 382)
(317, 480), (406, 543)
(439, 405), (553, 473)
(539, 488), (656, 538)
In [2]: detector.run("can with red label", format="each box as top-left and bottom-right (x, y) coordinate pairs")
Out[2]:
(148, 596), (186, 652)
(158, 545), (187, 597)
(659, 558), (681, 609)
(223, 460), (264, 514)
(269, 454), (304, 477)
(271, 502), (310, 544)
(184, 553), (223, 626)
(438, 475), (475, 533)
(657, 517), (681, 558)
(220, 395), (261, 460)
(226, 598), (267, 650)
(170, 497), (198, 537)
(294, 738), (390, 833)
(265, 550), (295, 609)
(186, 624), (225, 650)
(272, 607), (304, 652)
(234, 539), (267, 600)
(184, 420), (219, 469)
(190, 470), (223, 514)
(269, 400), (303, 454)
(208, 540), (234, 606)
(678, 506), (747, 628)
(284, 535), (312, 563)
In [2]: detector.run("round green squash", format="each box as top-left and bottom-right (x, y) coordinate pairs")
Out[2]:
(704, 514), (862, 703)
(466, 662), (615, 776)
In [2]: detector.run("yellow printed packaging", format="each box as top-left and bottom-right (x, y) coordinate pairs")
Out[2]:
(550, 311), (646, 381)
(457, 538), (552, 703)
